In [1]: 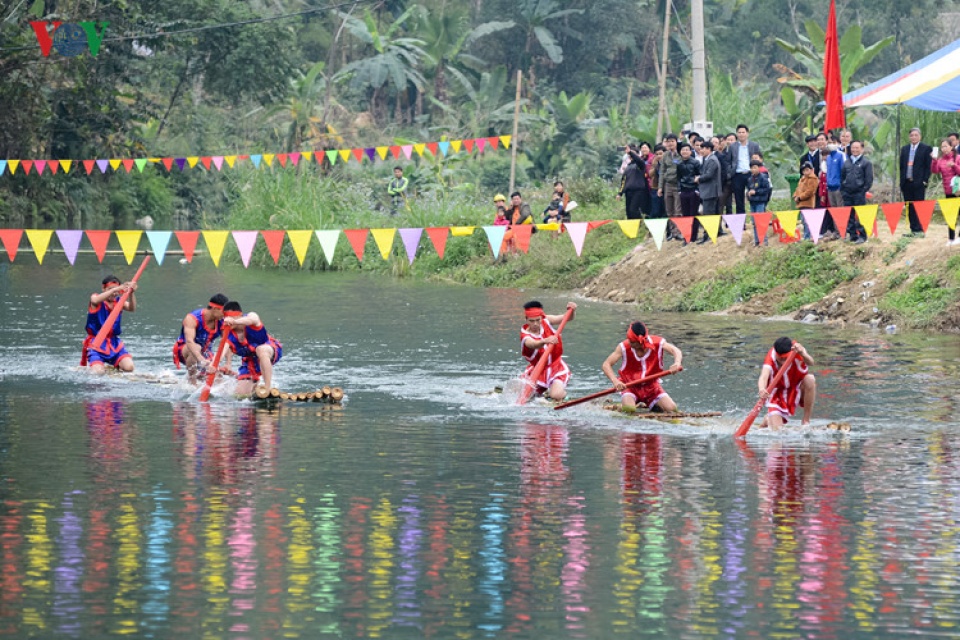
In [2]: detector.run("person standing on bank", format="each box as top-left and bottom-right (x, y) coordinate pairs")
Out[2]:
(841, 140), (871, 244)
(617, 144), (649, 220)
(899, 128), (933, 237)
(387, 166), (409, 215)
(727, 124), (762, 214)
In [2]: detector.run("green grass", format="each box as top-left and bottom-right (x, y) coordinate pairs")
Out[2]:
(879, 273), (957, 328)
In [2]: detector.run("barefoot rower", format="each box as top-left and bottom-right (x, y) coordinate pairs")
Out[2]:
(82, 275), (137, 374)
(173, 293), (228, 383)
(758, 337), (817, 429)
(221, 301), (283, 397)
(601, 321), (683, 413)
(520, 301), (576, 401)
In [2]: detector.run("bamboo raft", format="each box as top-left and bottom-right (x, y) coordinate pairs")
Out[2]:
(251, 385), (344, 405)
(602, 404), (723, 420)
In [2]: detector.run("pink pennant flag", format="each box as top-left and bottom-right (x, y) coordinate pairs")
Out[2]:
(399, 228), (423, 265)
(722, 214), (747, 246)
(55, 230), (83, 265)
(565, 222), (589, 257)
(212, 156), (224, 171)
(289, 152), (301, 166)
(232, 231), (259, 268)
(401, 145), (413, 160)
(801, 209), (825, 244)
(476, 138), (487, 153)
(34, 160), (46, 175)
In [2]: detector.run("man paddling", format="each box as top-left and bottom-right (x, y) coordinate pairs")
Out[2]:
(757, 337), (817, 428)
(221, 301), (283, 396)
(520, 301), (576, 401)
(82, 275), (137, 373)
(173, 293), (228, 383)
(601, 321), (683, 413)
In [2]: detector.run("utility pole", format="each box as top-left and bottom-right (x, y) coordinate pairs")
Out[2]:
(656, 0), (671, 140)
(691, 0), (707, 123)
(509, 70), (522, 194)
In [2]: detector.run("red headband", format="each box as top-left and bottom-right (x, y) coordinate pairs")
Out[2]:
(627, 328), (650, 346)
(524, 308), (545, 319)
(208, 302), (224, 310)
(224, 310), (242, 318)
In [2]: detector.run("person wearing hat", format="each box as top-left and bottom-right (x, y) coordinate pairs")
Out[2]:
(601, 321), (683, 413)
(493, 193), (509, 226)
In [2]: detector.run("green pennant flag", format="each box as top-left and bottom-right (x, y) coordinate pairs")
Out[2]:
(134, 158), (148, 173)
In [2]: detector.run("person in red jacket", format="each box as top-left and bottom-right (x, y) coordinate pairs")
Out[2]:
(520, 300), (576, 400)
(758, 337), (817, 429)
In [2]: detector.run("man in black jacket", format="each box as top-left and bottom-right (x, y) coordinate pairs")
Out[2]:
(617, 145), (648, 220)
(900, 127), (934, 236)
(841, 141), (871, 244)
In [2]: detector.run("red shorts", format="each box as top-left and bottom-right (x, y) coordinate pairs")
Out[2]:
(767, 385), (802, 421)
(621, 381), (667, 408)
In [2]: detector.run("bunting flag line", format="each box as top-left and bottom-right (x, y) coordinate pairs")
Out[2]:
(722, 214), (747, 246)
(643, 218), (668, 250)
(802, 209), (825, 244)
(314, 230), (340, 264)
(697, 215), (721, 243)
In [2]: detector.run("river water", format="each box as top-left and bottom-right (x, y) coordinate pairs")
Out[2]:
(1, 259), (959, 638)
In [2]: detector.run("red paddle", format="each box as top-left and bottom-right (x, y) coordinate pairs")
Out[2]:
(517, 306), (574, 405)
(553, 368), (681, 410)
(734, 351), (798, 438)
(90, 254), (151, 352)
(199, 327), (230, 402)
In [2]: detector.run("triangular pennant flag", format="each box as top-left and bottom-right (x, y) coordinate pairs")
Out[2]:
(438, 141), (450, 157)
(426, 142), (439, 156)
(208, 156), (222, 171)
(83, 160), (96, 174)
(287, 230), (313, 266)
(617, 219), (641, 239)
(276, 153), (288, 168)
(108, 159), (123, 172)
(389, 146), (402, 159)
(364, 148), (376, 162)
(47, 160), (58, 175)
(482, 226), (507, 259)
(486, 136), (499, 150)
(161, 158), (174, 172)
(451, 140), (463, 153)
(776, 210), (800, 239)
(538, 224), (561, 233)
(289, 152), (301, 166)
(398, 228), (422, 264)
(643, 218), (668, 250)
(174, 158), (187, 171)
(339, 149), (352, 163)
(507, 224), (529, 253)
(201, 230), (229, 266)
(250, 154), (263, 168)
(476, 138), (486, 153)
(671, 216), (694, 242)
(752, 212), (772, 244)
(401, 145), (413, 160)
(371, 228), (397, 260)
(95, 159), (111, 174)
(315, 150), (326, 165)
(135, 158), (148, 173)
(828, 207), (851, 238)
(450, 226), (475, 237)
(376, 146), (389, 160)
(463, 139), (476, 153)
(21, 160), (34, 175)
(327, 150), (337, 166)
(881, 202), (903, 235)
(300, 152), (311, 163)
(61, 160), (72, 174)
(854, 205), (878, 237)
(262, 154), (275, 167)
(588, 220), (612, 232)
(86, 230), (111, 262)
(175, 230), (200, 262)
(224, 155), (237, 168)
(7, 160), (19, 175)
(940, 198), (960, 230)
(0, 229), (23, 261)
(425, 227), (448, 259)
(352, 148), (364, 163)
(314, 230), (340, 264)
(0, 160), (8, 175)
(697, 215), (722, 243)
(232, 231), (259, 268)
(801, 209), (825, 244)
(344, 229), (368, 261)
(115, 230), (143, 264)
(56, 230), (83, 265)
(260, 230), (285, 264)
(722, 214), (747, 246)
(499, 135), (511, 149)
(25, 229), (53, 264)
(145, 230), (172, 265)
(122, 159), (135, 173)
(185, 157), (200, 169)
(34, 160), (46, 175)
(912, 200), (935, 233)
(414, 143), (426, 157)
(565, 222), (589, 257)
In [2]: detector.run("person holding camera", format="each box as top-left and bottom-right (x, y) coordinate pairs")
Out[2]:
(617, 143), (649, 220)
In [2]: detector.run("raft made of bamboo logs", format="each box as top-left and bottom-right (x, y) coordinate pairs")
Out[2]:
(602, 404), (722, 420)
(253, 386), (344, 404)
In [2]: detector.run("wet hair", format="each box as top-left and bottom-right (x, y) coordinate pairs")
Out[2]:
(523, 300), (543, 311)
(736, 124), (749, 133)
(224, 301), (243, 314)
(102, 275), (120, 286)
(209, 293), (228, 307)
(630, 321), (647, 337)
(510, 191), (522, 199)
(774, 337), (793, 355)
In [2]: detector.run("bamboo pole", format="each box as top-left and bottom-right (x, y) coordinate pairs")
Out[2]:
(508, 69), (522, 194)
(656, 0), (672, 140)
(329, 387), (344, 403)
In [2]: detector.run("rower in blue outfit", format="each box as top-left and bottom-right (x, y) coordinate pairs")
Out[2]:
(81, 274), (137, 373)
(221, 300), (283, 396)
(172, 293), (228, 383)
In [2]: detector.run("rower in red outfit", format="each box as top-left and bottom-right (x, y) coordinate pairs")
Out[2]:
(758, 337), (817, 428)
(520, 301), (576, 401)
(601, 321), (683, 413)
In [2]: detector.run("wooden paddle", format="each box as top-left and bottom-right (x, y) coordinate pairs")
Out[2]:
(553, 368), (681, 410)
(734, 351), (798, 438)
(199, 327), (230, 402)
(90, 254), (151, 352)
(516, 306), (574, 405)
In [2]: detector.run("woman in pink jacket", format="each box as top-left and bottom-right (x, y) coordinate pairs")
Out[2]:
(932, 139), (959, 246)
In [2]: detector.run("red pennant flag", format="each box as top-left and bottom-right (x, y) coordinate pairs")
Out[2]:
(200, 157), (212, 170)
(425, 227), (449, 259)
(161, 158), (174, 172)
(671, 216), (695, 242)
(463, 139), (475, 153)
(48, 160), (59, 175)
(823, 0), (845, 131)
(487, 136), (500, 150)
(828, 207), (851, 236)
(175, 231), (200, 262)
(881, 202), (904, 235)
(83, 160), (96, 175)
(752, 212), (773, 243)
(0, 229), (23, 261)
(276, 153), (288, 168)
(512, 224), (533, 253)
(426, 142), (439, 156)
(588, 220), (612, 231)
(344, 229), (368, 261)
(21, 160), (33, 175)
(351, 148), (364, 163)
(122, 159), (135, 173)
(912, 200), (935, 232)
(390, 146), (402, 159)
(315, 150), (326, 165)
(260, 230), (285, 264)
(85, 230), (111, 263)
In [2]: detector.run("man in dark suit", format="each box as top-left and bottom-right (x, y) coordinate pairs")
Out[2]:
(800, 134), (821, 175)
(727, 124), (762, 214)
(696, 140), (723, 243)
(900, 127), (934, 236)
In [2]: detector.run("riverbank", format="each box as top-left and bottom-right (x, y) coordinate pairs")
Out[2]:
(581, 229), (960, 332)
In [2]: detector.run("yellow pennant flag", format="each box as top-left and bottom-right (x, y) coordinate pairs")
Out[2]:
(7, 160), (19, 175)
(854, 205), (878, 237)
(450, 226), (475, 237)
(225, 155), (237, 168)
(941, 198), (960, 230)
(202, 230), (229, 266)
(339, 149), (352, 163)
(109, 159), (122, 171)
(187, 156), (200, 168)
(286, 230), (313, 266)
(776, 210), (800, 238)
(376, 146), (388, 160)
(61, 160), (72, 174)
(451, 140), (463, 153)
(371, 228), (397, 260)
(536, 223), (561, 232)
(617, 219), (640, 239)
(262, 153), (275, 167)
(697, 215), (722, 243)
(414, 143), (426, 157)
(499, 135), (512, 149)
(115, 230), (143, 264)
(301, 152), (312, 163)
(25, 229), (52, 264)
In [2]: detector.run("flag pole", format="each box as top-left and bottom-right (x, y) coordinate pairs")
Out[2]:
(508, 70), (522, 194)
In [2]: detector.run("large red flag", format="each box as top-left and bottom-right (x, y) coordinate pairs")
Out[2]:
(823, 0), (845, 130)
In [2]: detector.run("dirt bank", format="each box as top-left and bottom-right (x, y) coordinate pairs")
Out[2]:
(581, 227), (960, 332)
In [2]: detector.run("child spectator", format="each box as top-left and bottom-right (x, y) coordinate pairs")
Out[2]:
(747, 159), (772, 246)
(932, 139), (959, 246)
(543, 193), (565, 224)
(493, 193), (509, 226)
(794, 162), (818, 239)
